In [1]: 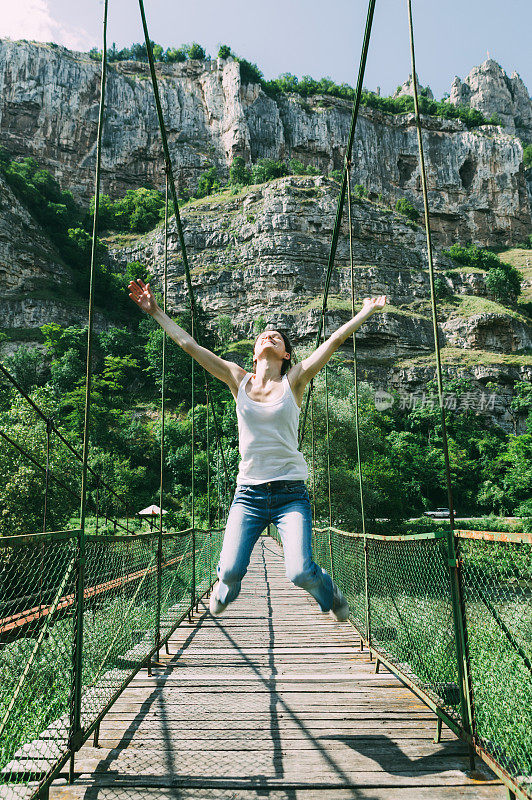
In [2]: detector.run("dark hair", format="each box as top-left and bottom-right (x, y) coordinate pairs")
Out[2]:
(253, 330), (294, 375)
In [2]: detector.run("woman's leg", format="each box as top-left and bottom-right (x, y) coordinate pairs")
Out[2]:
(215, 487), (268, 606)
(271, 486), (334, 612)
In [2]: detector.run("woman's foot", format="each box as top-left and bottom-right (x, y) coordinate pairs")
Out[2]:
(209, 583), (228, 616)
(330, 584), (349, 622)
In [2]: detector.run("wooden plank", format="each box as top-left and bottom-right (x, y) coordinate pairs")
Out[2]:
(58, 771), (501, 789)
(51, 785), (507, 800)
(79, 735), (462, 751)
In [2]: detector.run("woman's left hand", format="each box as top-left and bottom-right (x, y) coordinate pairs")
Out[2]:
(362, 295), (387, 314)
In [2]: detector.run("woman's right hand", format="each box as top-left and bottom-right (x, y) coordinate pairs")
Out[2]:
(128, 279), (158, 315)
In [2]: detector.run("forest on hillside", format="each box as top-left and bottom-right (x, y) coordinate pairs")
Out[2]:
(2, 315), (532, 538)
(1, 153), (531, 538)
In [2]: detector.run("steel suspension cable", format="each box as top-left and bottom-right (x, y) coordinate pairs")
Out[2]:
(406, 0), (475, 751)
(310, 382), (317, 522)
(191, 316), (196, 611)
(137, 0), (230, 491)
(347, 163), (371, 643)
(70, 0), (108, 780)
(206, 390), (212, 586)
(322, 316), (334, 579)
(155, 171), (169, 657)
(299, 0), (376, 447)
(43, 419), (51, 533)
(206, 390), (211, 529)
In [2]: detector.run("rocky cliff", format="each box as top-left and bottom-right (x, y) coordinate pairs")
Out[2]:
(107, 176), (532, 431)
(0, 171), (115, 357)
(450, 59), (532, 139)
(1, 41), (530, 432)
(1, 166), (530, 429)
(0, 40), (530, 247)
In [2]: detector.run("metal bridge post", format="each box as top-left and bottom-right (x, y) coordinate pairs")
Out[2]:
(447, 529), (476, 769)
(406, 0), (477, 768)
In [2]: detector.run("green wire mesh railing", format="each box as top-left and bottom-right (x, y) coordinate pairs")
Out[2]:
(300, 526), (532, 800)
(459, 532), (532, 794)
(0, 526), (223, 800)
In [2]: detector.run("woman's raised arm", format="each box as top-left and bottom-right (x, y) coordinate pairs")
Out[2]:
(288, 296), (387, 403)
(128, 279), (246, 397)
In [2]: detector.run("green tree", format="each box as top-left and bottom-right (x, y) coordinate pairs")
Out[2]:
(165, 45), (188, 63)
(195, 166), (220, 198)
(49, 348), (86, 394)
(109, 188), (165, 233)
(144, 323), (199, 405)
(88, 194), (116, 230)
(485, 264), (522, 303)
(217, 315), (233, 348)
(188, 42), (206, 60)
(253, 315), (266, 336)
(252, 159), (289, 184)
(218, 44), (232, 59)
(2, 346), (46, 393)
(395, 198), (419, 221)
(237, 58), (263, 84)
(229, 156), (252, 186)
(445, 243), (501, 270)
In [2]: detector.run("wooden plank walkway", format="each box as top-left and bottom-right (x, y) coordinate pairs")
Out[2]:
(52, 538), (505, 800)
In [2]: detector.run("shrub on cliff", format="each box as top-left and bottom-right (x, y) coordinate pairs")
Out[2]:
(90, 41), (208, 64)
(218, 45), (232, 60)
(485, 265), (522, 303)
(289, 159), (320, 176)
(90, 188), (165, 233)
(445, 243), (500, 270)
(252, 159), (289, 183)
(237, 58), (263, 85)
(229, 156), (252, 186)
(523, 143), (532, 168)
(258, 73), (497, 128)
(395, 198), (419, 221)
(446, 243), (522, 303)
(186, 42), (207, 61)
(195, 166), (221, 198)
(164, 45), (188, 63)
(1, 154), (82, 243)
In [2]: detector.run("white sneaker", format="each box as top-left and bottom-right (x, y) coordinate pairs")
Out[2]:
(209, 584), (228, 616)
(330, 584), (349, 622)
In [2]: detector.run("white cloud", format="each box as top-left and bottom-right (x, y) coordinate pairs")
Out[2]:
(0, 0), (93, 51)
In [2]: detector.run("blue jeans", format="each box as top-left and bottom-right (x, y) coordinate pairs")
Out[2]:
(216, 480), (334, 612)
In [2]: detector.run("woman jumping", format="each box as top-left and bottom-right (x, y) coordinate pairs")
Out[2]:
(129, 279), (386, 620)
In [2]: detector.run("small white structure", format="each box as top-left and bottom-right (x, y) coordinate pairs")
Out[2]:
(138, 504), (168, 531)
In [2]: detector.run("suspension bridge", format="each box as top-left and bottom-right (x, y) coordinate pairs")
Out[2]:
(0, 1), (531, 799)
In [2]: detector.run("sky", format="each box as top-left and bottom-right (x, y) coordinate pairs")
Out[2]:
(1, 0), (531, 100)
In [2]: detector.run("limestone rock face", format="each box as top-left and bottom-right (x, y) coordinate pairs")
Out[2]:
(0, 175), (73, 292)
(393, 73), (434, 100)
(0, 172), (113, 339)
(0, 40), (530, 247)
(111, 176), (450, 335)
(1, 171), (530, 431)
(106, 176), (531, 432)
(440, 313), (532, 353)
(450, 59), (532, 137)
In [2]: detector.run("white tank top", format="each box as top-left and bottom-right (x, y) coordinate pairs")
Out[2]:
(235, 372), (309, 485)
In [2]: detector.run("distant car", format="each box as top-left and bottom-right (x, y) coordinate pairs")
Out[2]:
(423, 508), (450, 518)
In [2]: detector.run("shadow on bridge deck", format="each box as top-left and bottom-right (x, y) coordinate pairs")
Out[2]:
(51, 538), (505, 800)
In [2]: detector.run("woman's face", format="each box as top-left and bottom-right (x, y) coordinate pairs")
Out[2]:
(254, 330), (289, 364)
